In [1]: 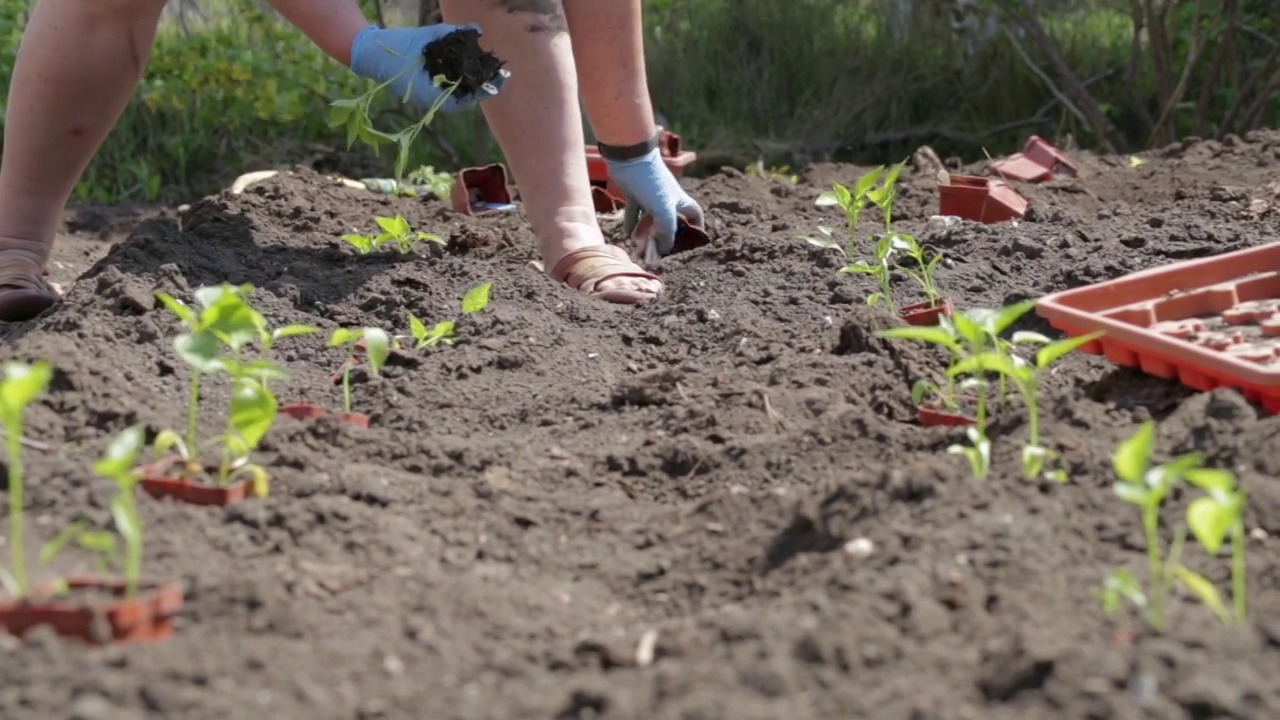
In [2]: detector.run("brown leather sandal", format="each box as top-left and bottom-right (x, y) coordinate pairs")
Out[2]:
(0, 256), (59, 322)
(546, 244), (662, 305)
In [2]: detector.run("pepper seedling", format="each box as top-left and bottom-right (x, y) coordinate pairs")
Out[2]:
(407, 165), (455, 200)
(406, 282), (492, 349)
(802, 166), (884, 256)
(947, 426), (992, 481)
(892, 232), (944, 308)
(341, 214), (444, 255)
(328, 57), (462, 182)
(948, 328), (1103, 482)
(152, 355), (283, 495)
(36, 424), (149, 598)
(0, 360), (53, 598)
(1104, 421), (1248, 631)
(839, 232), (901, 311)
(328, 327), (391, 414)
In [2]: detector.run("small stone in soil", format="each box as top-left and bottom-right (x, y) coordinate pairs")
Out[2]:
(421, 29), (505, 97)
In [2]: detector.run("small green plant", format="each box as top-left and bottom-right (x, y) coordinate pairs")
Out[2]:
(745, 159), (797, 184)
(948, 324), (1102, 482)
(342, 214), (444, 255)
(328, 327), (392, 413)
(406, 282), (492, 349)
(407, 165), (455, 200)
(0, 360), (53, 598)
(39, 425), (149, 598)
(893, 233), (944, 307)
(802, 166), (884, 256)
(153, 355), (281, 495)
(947, 426), (992, 481)
(839, 232), (900, 311)
(328, 59), (460, 181)
(1103, 421), (1249, 631)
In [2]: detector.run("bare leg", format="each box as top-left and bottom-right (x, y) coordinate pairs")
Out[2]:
(0, 0), (168, 320)
(561, 0), (655, 147)
(439, 0), (661, 302)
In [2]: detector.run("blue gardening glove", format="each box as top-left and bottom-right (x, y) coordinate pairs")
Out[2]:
(350, 24), (506, 114)
(606, 146), (705, 261)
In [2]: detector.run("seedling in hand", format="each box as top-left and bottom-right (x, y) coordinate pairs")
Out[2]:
(406, 282), (492, 349)
(329, 59), (462, 182)
(342, 214), (443, 255)
(328, 327), (391, 413)
(0, 361), (52, 598)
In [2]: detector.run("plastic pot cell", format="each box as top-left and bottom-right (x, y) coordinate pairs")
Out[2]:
(937, 175), (1028, 224)
(280, 402), (370, 429)
(917, 405), (977, 427)
(900, 298), (954, 326)
(137, 456), (260, 507)
(592, 186), (624, 213)
(989, 135), (1079, 183)
(0, 578), (183, 645)
(1036, 242), (1280, 414)
(630, 214), (710, 257)
(449, 164), (516, 216)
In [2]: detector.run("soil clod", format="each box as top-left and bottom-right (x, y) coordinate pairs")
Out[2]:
(421, 28), (505, 97)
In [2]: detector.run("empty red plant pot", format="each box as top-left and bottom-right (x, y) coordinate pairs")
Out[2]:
(988, 135), (1078, 183)
(1222, 307), (1253, 325)
(137, 456), (257, 507)
(281, 402), (371, 429)
(900, 298), (954, 326)
(657, 130), (698, 177)
(592, 186), (624, 213)
(938, 175), (1028, 224)
(449, 164), (516, 216)
(918, 406), (977, 427)
(1262, 318), (1280, 337)
(0, 578), (184, 645)
(280, 403), (325, 421)
(1020, 135), (1078, 178)
(630, 214), (711, 256)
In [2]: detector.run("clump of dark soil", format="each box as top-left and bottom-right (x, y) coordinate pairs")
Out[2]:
(421, 28), (505, 97)
(1, 130), (1279, 719)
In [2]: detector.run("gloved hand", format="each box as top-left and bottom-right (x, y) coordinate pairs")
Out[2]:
(350, 24), (505, 114)
(607, 147), (705, 261)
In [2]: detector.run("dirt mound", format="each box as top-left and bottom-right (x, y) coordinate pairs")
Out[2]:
(0, 132), (1278, 719)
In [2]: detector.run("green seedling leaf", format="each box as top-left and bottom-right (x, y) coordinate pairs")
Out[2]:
(0, 360), (53, 415)
(342, 234), (374, 253)
(37, 520), (91, 569)
(815, 191), (840, 207)
(947, 351), (1022, 380)
(460, 283), (492, 315)
(174, 332), (222, 373)
(911, 379), (932, 406)
(329, 327), (359, 348)
(229, 379), (277, 449)
(853, 168), (884, 198)
(408, 314), (428, 343)
(1036, 332), (1105, 368)
(1012, 331), (1052, 345)
(1113, 420), (1154, 484)
(1100, 568), (1146, 615)
(153, 429), (189, 461)
(1187, 496), (1235, 555)
(1183, 468), (1237, 494)
(154, 292), (198, 326)
(272, 324), (318, 341)
(93, 424), (145, 480)
(876, 326), (961, 350)
(362, 328), (391, 374)
(1172, 565), (1232, 625)
(375, 215), (411, 237)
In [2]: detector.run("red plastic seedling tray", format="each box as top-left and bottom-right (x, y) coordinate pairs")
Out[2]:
(1036, 242), (1280, 413)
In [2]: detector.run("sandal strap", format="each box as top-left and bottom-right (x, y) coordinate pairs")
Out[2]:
(0, 257), (52, 292)
(548, 245), (659, 292)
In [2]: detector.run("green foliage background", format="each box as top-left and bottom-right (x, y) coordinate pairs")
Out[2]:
(0, 0), (1275, 203)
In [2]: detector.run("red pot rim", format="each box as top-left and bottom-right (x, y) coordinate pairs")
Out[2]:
(0, 577), (184, 644)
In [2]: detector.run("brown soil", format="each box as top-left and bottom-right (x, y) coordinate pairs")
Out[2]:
(1, 131), (1279, 719)
(421, 28), (505, 98)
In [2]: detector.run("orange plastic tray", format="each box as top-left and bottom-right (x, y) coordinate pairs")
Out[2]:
(1036, 242), (1280, 413)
